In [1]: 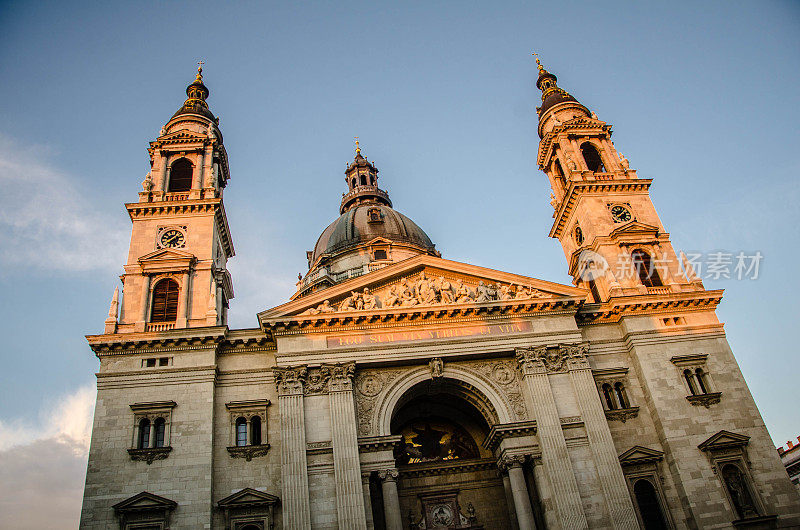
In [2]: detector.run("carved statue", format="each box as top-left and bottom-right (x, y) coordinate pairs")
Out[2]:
(565, 153), (578, 172)
(384, 284), (401, 307)
(362, 287), (378, 310)
(415, 272), (436, 305)
(454, 279), (473, 303)
(499, 284), (514, 301)
(207, 123), (216, 139)
(399, 278), (418, 307)
(159, 126), (166, 136)
(307, 299), (335, 315)
(552, 114), (561, 126)
(339, 293), (356, 312)
(550, 193), (558, 209)
(141, 172), (153, 192)
(591, 111), (598, 120)
(475, 281), (491, 303)
(619, 152), (630, 170)
(435, 276), (454, 303)
(429, 357), (443, 379)
(487, 282), (498, 301)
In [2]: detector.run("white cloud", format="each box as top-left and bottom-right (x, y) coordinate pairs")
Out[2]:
(0, 134), (127, 274)
(0, 385), (95, 529)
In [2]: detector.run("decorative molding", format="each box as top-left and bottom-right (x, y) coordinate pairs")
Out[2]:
(377, 468), (399, 482)
(130, 401), (176, 412)
(687, 392), (722, 408)
(127, 446), (172, 464)
(592, 367), (629, 379)
(354, 369), (404, 436)
(515, 343), (589, 374)
(304, 366), (331, 395)
(670, 353), (709, 367)
(358, 435), (402, 453)
(618, 446), (664, 467)
(306, 441), (332, 454)
(604, 407), (640, 422)
(483, 421), (537, 451)
(273, 365), (307, 396)
(226, 444), (271, 461)
(497, 454), (527, 470)
(399, 457), (498, 478)
(326, 362), (355, 392)
(698, 430), (750, 453)
(578, 291), (723, 325)
(225, 399), (270, 411)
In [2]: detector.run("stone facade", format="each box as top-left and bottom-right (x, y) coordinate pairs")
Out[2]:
(80, 63), (800, 529)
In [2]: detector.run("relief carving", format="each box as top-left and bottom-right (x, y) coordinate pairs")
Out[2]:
(303, 271), (549, 315)
(354, 369), (403, 436)
(304, 367), (330, 395)
(273, 366), (307, 396)
(327, 362), (355, 392)
(516, 343), (589, 374)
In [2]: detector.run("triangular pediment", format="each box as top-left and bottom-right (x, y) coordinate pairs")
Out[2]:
(112, 491), (177, 513)
(609, 220), (660, 240)
(217, 487), (280, 508)
(138, 248), (196, 274)
(698, 430), (750, 452)
(160, 129), (208, 142)
(259, 254), (586, 322)
(618, 446), (664, 466)
(139, 248), (196, 262)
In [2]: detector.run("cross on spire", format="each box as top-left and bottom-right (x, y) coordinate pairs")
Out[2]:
(196, 60), (204, 80)
(354, 136), (361, 155)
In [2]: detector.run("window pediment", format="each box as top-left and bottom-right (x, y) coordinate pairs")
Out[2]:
(698, 430), (750, 452)
(619, 445), (664, 466)
(217, 488), (280, 508)
(138, 248), (196, 274)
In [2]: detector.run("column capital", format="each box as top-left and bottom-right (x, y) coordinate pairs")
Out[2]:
(498, 454), (526, 471)
(515, 343), (589, 374)
(273, 365), (307, 396)
(325, 361), (355, 392)
(378, 468), (400, 482)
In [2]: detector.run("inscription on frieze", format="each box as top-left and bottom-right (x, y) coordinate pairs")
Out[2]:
(327, 320), (533, 348)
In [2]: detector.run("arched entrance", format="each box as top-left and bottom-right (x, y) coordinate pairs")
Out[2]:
(380, 378), (512, 529)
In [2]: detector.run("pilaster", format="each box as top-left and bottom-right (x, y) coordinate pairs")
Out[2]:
(273, 366), (312, 530)
(378, 468), (403, 530)
(326, 362), (368, 529)
(516, 346), (588, 530)
(566, 345), (638, 529)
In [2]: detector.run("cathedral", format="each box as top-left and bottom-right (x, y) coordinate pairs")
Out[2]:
(79, 60), (800, 530)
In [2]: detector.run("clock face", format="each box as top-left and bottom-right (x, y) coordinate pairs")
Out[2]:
(611, 205), (632, 223)
(160, 229), (185, 248)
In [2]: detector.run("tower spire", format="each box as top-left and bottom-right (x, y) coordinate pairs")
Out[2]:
(171, 63), (215, 121)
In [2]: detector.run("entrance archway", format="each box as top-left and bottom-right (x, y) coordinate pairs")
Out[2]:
(380, 379), (512, 529)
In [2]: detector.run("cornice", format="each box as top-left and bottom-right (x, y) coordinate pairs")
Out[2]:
(577, 290), (724, 324)
(86, 326), (228, 356)
(549, 179), (653, 239)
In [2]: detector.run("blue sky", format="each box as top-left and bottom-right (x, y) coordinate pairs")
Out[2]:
(0, 0), (798, 524)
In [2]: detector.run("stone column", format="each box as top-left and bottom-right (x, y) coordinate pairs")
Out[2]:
(176, 271), (190, 327)
(516, 347), (588, 530)
(566, 345), (638, 530)
(378, 469), (403, 530)
(500, 456), (535, 530)
(327, 363), (368, 529)
(137, 275), (151, 331)
(148, 420), (156, 449)
(274, 366), (312, 530)
(501, 469), (520, 530)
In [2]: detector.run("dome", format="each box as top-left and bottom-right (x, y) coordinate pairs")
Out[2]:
(311, 204), (435, 264)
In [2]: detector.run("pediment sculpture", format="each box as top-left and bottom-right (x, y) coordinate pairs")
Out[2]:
(303, 271), (549, 315)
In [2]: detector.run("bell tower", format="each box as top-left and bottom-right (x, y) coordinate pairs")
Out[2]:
(105, 64), (234, 334)
(534, 56), (703, 302)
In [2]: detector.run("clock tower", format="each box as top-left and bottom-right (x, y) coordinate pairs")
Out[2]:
(534, 56), (704, 302)
(107, 64), (234, 333)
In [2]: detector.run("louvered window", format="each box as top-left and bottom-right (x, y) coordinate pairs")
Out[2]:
(150, 279), (179, 322)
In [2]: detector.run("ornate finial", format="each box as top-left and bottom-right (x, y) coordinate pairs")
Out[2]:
(532, 52), (545, 74)
(354, 136), (361, 155)
(196, 60), (204, 81)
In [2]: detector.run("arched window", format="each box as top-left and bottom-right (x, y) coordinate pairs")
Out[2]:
(695, 368), (709, 394)
(580, 142), (606, 172)
(137, 418), (150, 449)
(370, 175), (376, 185)
(168, 158), (193, 192)
(684, 369), (698, 395)
(602, 383), (616, 410)
(236, 417), (248, 446)
(631, 249), (663, 287)
(614, 382), (629, 408)
(250, 416), (262, 445)
(351, 177), (356, 188)
(721, 464), (760, 519)
(150, 279), (179, 322)
(633, 479), (668, 529)
(360, 174), (367, 186)
(153, 418), (166, 448)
